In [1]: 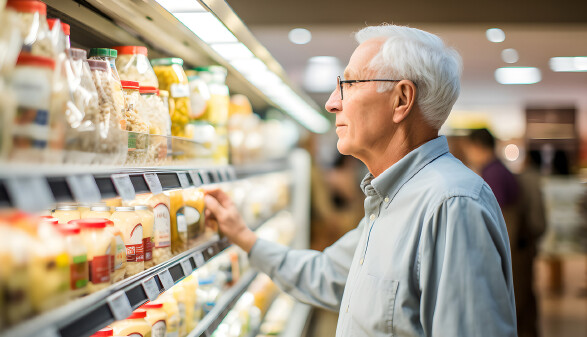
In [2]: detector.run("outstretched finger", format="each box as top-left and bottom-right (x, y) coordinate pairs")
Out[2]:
(204, 194), (224, 217)
(204, 188), (233, 207)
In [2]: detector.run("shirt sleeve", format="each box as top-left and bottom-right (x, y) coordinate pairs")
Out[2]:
(248, 219), (363, 311)
(419, 187), (517, 337)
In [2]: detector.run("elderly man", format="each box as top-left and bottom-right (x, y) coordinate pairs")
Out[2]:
(205, 25), (517, 336)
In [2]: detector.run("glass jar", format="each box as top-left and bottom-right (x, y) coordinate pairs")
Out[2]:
(142, 302), (167, 337)
(6, 0), (54, 57)
(90, 326), (114, 337)
(121, 80), (148, 133)
(138, 86), (170, 164)
(113, 46), (158, 88)
(104, 218), (127, 283)
(182, 187), (206, 248)
(89, 48), (125, 131)
(110, 207), (144, 277)
(84, 205), (112, 219)
(53, 205), (81, 225)
(76, 218), (113, 292)
(156, 294), (180, 337)
(134, 205), (155, 269)
(58, 223), (89, 298)
(151, 58), (191, 138)
(164, 190), (187, 255)
(111, 309), (152, 337)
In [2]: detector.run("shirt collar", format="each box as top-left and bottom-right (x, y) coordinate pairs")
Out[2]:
(360, 136), (450, 205)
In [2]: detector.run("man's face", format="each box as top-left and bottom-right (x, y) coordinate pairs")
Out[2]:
(325, 39), (396, 160)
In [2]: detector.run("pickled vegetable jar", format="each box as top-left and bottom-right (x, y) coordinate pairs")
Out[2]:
(151, 58), (191, 137)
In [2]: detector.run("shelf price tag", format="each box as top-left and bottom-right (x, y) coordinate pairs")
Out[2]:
(35, 327), (60, 337)
(181, 258), (193, 276)
(212, 170), (222, 183)
(177, 172), (190, 189)
(107, 291), (132, 321)
(192, 251), (205, 268)
(219, 168), (229, 182)
(66, 174), (101, 203)
(158, 270), (175, 291)
(189, 170), (202, 187)
(143, 173), (163, 195)
(111, 174), (135, 201)
(199, 170), (211, 185)
(142, 277), (160, 301)
(228, 167), (237, 181)
(5, 176), (55, 213)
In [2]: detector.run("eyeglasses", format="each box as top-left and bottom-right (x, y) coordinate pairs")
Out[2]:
(337, 76), (405, 100)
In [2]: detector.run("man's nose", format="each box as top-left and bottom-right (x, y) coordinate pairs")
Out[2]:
(325, 89), (342, 113)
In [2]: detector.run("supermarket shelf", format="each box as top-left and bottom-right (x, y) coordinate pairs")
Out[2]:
(0, 237), (231, 337)
(188, 270), (259, 337)
(280, 302), (314, 337)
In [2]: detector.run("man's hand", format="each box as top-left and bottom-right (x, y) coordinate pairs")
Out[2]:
(204, 188), (258, 253)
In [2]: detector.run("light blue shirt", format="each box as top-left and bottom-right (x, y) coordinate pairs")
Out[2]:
(249, 136), (517, 336)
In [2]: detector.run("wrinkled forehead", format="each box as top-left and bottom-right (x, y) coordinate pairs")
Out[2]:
(343, 38), (385, 79)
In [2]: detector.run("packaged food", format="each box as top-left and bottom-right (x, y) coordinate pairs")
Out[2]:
(52, 205), (81, 225)
(58, 223), (89, 298)
(182, 187), (206, 248)
(187, 75), (209, 120)
(156, 294), (180, 337)
(104, 218), (127, 283)
(121, 80), (148, 133)
(165, 190), (187, 255)
(8, 53), (54, 162)
(77, 218), (113, 292)
(181, 274), (200, 331)
(112, 46), (158, 88)
(151, 58), (191, 137)
(171, 285), (187, 337)
(84, 205), (112, 219)
(137, 86), (169, 164)
(111, 309), (152, 337)
(87, 59), (127, 165)
(47, 18), (70, 51)
(6, 0), (54, 57)
(134, 205), (155, 269)
(89, 48), (125, 130)
(142, 302), (167, 337)
(110, 207), (144, 277)
(125, 194), (172, 264)
(90, 326), (114, 337)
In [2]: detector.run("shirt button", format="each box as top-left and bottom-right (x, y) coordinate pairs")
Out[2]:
(369, 214), (376, 221)
(384, 197), (390, 203)
(359, 258), (364, 265)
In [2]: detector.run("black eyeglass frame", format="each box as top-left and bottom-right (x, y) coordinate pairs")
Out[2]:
(337, 76), (414, 100)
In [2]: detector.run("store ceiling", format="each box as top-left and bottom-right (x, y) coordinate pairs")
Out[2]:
(228, 0), (587, 139)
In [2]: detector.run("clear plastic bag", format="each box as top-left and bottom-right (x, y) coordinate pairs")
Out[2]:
(113, 46), (158, 88)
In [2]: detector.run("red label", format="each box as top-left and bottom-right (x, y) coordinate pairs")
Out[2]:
(89, 255), (111, 284)
(143, 237), (153, 261)
(126, 243), (145, 262)
(70, 260), (89, 290)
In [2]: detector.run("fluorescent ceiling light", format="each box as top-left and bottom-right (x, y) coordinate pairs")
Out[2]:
(246, 71), (283, 89)
(210, 42), (254, 60)
(486, 28), (505, 43)
(155, 0), (205, 13)
(549, 57), (587, 72)
(174, 12), (237, 43)
(288, 28), (312, 45)
(303, 56), (342, 93)
(230, 58), (268, 75)
(501, 48), (519, 64)
(495, 67), (541, 84)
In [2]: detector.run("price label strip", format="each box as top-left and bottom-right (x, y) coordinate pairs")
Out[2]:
(219, 168), (229, 182)
(192, 251), (205, 268)
(158, 269), (175, 291)
(35, 326), (61, 337)
(189, 170), (202, 187)
(228, 167), (237, 181)
(143, 173), (163, 195)
(5, 176), (55, 213)
(177, 172), (190, 189)
(142, 277), (160, 302)
(212, 170), (222, 183)
(111, 174), (136, 201)
(107, 291), (133, 321)
(66, 174), (101, 203)
(199, 170), (210, 185)
(181, 258), (193, 276)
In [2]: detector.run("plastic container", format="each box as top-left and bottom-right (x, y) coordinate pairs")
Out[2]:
(6, 0), (54, 57)
(156, 294), (180, 337)
(76, 218), (113, 292)
(111, 309), (152, 337)
(151, 58), (191, 137)
(181, 274), (200, 331)
(138, 86), (170, 164)
(89, 48), (125, 131)
(47, 18), (71, 50)
(142, 302), (167, 337)
(84, 205), (112, 219)
(134, 205), (155, 269)
(121, 80), (148, 133)
(52, 205), (81, 225)
(182, 187), (206, 248)
(165, 190), (187, 255)
(110, 207), (144, 277)
(104, 218), (127, 283)
(172, 283), (187, 337)
(58, 223), (89, 298)
(112, 46), (158, 88)
(90, 326), (114, 337)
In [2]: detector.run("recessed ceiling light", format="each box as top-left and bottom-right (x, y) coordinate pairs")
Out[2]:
(486, 28), (505, 43)
(495, 67), (541, 84)
(501, 48), (519, 63)
(549, 57), (587, 72)
(504, 144), (520, 161)
(288, 28), (312, 45)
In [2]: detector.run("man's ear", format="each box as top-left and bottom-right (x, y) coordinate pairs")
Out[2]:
(391, 80), (417, 123)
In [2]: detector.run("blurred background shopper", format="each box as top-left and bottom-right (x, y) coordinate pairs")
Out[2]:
(205, 24), (517, 336)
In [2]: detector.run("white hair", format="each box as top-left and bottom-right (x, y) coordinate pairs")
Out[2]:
(355, 25), (462, 129)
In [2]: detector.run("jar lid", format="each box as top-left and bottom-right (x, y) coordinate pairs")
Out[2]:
(89, 48), (117, 59)
(61, 23), (71, 36)
(90, 205), (111, 212)
(134, 205), (150, 210)
(139, 86), (157, 94)
(158, 89), (169, 97)
(56, 205), (78, 211)
(67, 48), (87, 60)
(16, 53), (55, 70)
(90, 326), (113, 337)
(87, 59), (109, 72)
(127, 309), (147, 319)
(112, 46), (148, 56)
(39, 216), (58, 226)
(121, 80), (139, 90)
(75, 218), (110, 229)
(58, 223), (81, 235)
(6, 0), (46, 15)
(151, 57), (184, 67)
(142, 302), (163, 309)
(115, 206), (135, 212)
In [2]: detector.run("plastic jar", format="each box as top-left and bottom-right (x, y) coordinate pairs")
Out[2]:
(111, 309), (152, 337)
(58, 223), (89, 298)
(156, 294), (180, 337)
(84, 205), (112, 219)
(165, 190), (187, 255)
(47, 18), (70, 50)
(112, 46), (158, 88)
(77, 218), (113, 292)
(171, 284), (187, 337)
(6, 0), (54, 57)
(9, 53), (54, 162)
(138, 86), (170, 137)
(90, 326), (114, 337)
(142, 302), (167, 337)
(151, 58), (191, 137)
(134, 205), (155, 269)
(181, 274), (200, 331)
(110, 207), (144, 277)
(122, 80), (148, 133)
(53, 205), (81, 225)
(89, 48), (125, 131)
(104, 218), (127, 283)
(183, 187), (206, 248)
